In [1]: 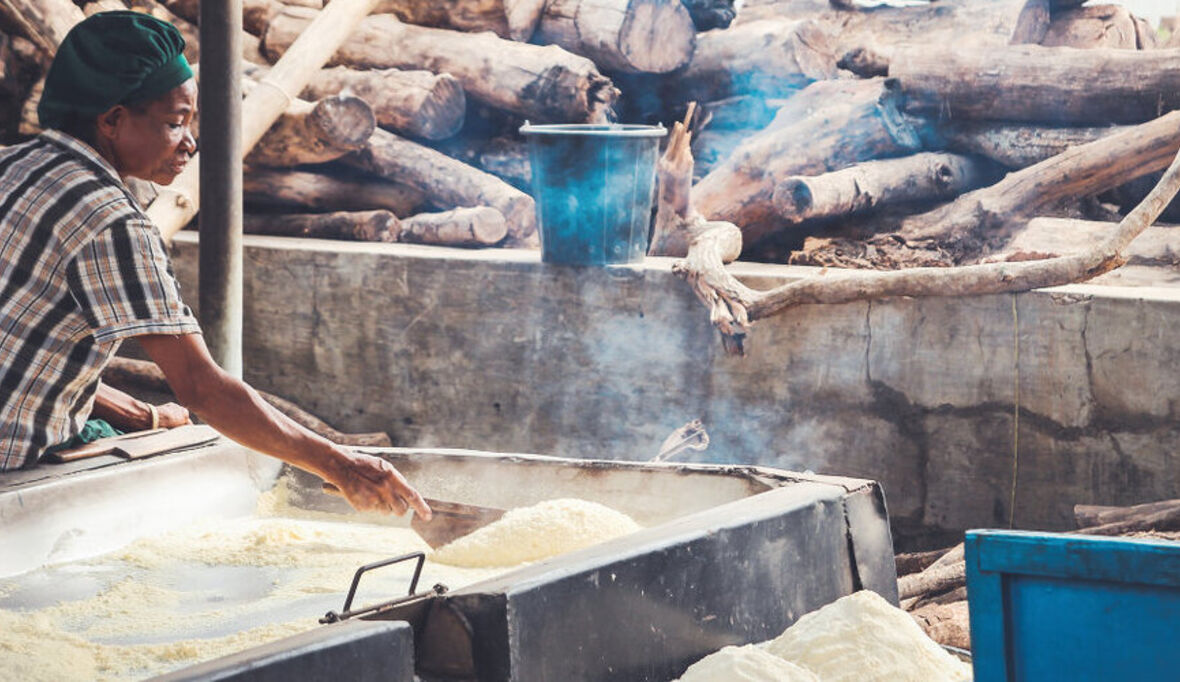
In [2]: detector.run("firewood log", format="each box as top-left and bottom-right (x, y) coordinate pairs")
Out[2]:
(399, 206), (509, 246)
(245, 94), (376, 167)
(162, 0), (284, 36)
(150, 0), (383, 242)
(103, 357), (393, 447)
(898, 561), (965, 601)
(738, 0), (1049, 50)
(1133, 15), (1158, 50)
(371, 0), (547, 41)
(0, 33), (40, 140)
(1041, 4), (1137, 49)
(243, 209), (397, 241)
(661, 18), (837, 103)
(989, 218), (1180, 266)
(535, 0), (696, 74)
(243, 166), (425, 217)
(939, 121), (1125, 169)
(910, 601), (971, 650)
(125, 0), (201, 63)
(1074, 499), (1180, 535)
(772, 152), (993, 223)
(895, 547), (952, 577)
(344, 128), (537, 244)
(263, 7), (617, 123)
(0, 0), (84, 57)
(680, 0), (735, 31)
(692, 78), (922, 246)
(890, 44), (1180, 124)
(298, 66), (465, 141)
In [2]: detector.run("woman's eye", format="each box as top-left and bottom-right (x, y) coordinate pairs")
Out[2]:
(168, 123), (182, 130)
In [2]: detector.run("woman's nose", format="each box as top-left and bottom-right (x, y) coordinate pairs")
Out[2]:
(181, 129), (197, 155)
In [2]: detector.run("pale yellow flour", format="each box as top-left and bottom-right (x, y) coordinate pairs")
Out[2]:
(766, 590), (973, 682)
(429, 498), (642, 568)
(677, 645), (820, 682)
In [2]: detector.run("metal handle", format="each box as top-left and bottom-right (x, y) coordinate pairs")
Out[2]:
(321, 551), (432, 623)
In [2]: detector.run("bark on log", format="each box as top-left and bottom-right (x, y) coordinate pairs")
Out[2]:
(895, 548), (952, 577)
(772, 152), (992, 223)
(162, 0), (285, 36)
(243, 210), (397, 241)
(1076, 499), (1180, 529)
(399, 206), (509, 246)
(535, 0), (696, 74)
(371, 0), (547, 41)
(897, 111), (1180, 257)
(242, 166), (425, 217)
(939, 121), (1125, 169)
(245, 94), (376, 167)
(263, 7), (617, 123)
(990, 218), (1180, 267)
(103, 357), (393, 447)
(910, 601), (971, 650)
(692, 78), (922, 246)
(300, 66), (465, 141)
(679, 113), (1180, 349)
(891, 44), (1180, 124)
(738, 0), (1049, 50)
(898, 561), (965, 601)
(662, 19), (837, 104)
(0, 0), (84, 57)
(1075, 506), (1180, 536)
(150, 0), (381, 242)
(344, 128), (537, 244)
(1134, 15), (1158, 50)
(1041, 4), (1138, 50)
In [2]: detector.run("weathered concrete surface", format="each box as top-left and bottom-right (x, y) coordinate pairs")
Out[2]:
(170, 234), (1180, 549)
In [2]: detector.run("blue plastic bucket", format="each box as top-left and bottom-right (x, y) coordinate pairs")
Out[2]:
(520, 123), (666, 266)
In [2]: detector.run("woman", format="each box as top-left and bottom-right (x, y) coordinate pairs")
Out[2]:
(0, 11), (429, 519)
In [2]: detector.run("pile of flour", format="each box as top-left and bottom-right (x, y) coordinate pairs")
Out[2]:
(430, 498), (642, 567)
(678, 591), (972, 681)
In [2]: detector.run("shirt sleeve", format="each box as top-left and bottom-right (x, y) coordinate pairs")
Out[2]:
(66, 217), (202, 345)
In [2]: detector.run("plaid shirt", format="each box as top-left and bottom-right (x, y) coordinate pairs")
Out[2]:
(0, 130), (200, 470)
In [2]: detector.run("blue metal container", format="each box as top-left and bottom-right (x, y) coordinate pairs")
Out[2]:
(520, 123), (666, 266)
(965, 529), (1180, 681)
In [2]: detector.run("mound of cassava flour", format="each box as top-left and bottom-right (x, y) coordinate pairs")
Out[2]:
(429, 498), (641, 567)
(766, 590), (972, 682)
(677, 645), (820, 682)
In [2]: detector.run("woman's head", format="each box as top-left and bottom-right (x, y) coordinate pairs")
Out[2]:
(38, 11), (197, 184)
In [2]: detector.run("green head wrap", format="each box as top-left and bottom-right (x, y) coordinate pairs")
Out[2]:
(38, 11), (193, 131)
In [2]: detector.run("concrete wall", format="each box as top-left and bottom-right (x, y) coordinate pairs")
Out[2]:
(170, 234), (1180, 548)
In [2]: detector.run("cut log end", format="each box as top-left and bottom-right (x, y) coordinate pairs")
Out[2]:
(771, 180), (813, 222)
(310, 95), (378, 149)
(618, 0), (696, 73)
(413, 73), (467, 140)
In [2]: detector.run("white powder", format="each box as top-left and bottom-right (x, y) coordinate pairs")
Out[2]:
(766, 590), (973, 682)
(677, 645), (820, 682)
(430, 498), (642, 568)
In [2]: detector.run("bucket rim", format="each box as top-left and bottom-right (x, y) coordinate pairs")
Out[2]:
(519, 122), (667, 138)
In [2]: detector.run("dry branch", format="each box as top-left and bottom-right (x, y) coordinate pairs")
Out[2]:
(243, 210), (396, 241)
(535, 0), (696, 74)
(103, 357), (392, 447)
(242, 167), (425, 217)
(344, 128), (537, 245)
(263, 7), (617, 123)
(676, 110), (1180, 350)
(772, 152), (992, 223)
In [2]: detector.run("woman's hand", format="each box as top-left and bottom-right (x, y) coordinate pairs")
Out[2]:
(322, 449), (432, 519)
(154, 402), (191, 428)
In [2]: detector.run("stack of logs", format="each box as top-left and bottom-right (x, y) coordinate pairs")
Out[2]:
(897, 498), (1180, 652)
(3, 0), (1180, 263)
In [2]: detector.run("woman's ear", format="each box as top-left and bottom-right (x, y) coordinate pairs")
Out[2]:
(95, 105), (128, 142)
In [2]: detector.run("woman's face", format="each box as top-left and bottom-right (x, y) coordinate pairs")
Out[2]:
(99, 78), (197, 185)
